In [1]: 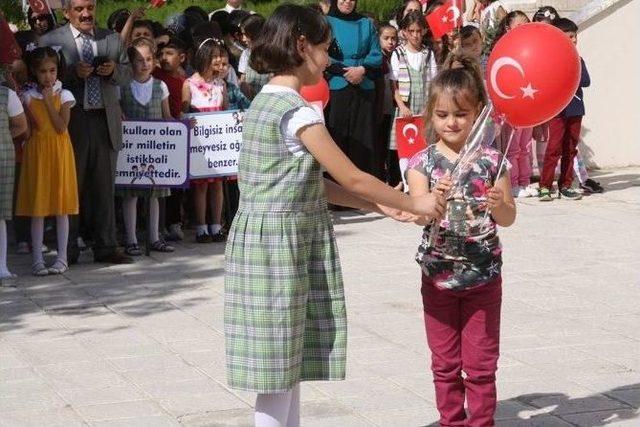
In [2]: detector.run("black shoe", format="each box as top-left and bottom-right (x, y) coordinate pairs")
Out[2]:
(211, 231), (227, 243)
(581, 178), (604, 193)
(196, 233), (212, 243)
(94, 251), (134, 264)
(558, 187), (582, 200)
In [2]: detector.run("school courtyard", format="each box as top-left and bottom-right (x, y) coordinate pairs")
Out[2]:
(1, 167), (639, 426)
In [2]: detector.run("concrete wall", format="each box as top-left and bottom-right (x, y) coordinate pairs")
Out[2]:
(577, 0), (639, 167)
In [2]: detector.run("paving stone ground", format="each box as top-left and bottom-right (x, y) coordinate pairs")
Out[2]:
(1, 168), (639, 427)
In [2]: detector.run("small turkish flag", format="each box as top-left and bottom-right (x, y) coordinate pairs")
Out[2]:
(425, 0), (463, 40)
(28, 0), (51, 15)
(149, 0), (166, 8)
(395, 116), (427, 160)
(0, 15), (21, 65)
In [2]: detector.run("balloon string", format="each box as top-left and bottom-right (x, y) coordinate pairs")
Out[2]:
(480, 125), (514, 228)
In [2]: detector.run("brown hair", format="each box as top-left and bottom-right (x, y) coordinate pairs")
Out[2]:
(423, 55), (487, 134)
(250, 4), (331, 75)
(127, 37), (157, 63)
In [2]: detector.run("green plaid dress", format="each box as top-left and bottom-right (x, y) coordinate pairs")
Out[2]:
(225, 90), (347, 393)
(0, 86), (15, 220)
(389, 48), (430, 150)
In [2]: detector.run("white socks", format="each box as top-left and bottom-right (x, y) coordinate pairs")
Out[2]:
(149, 197), (159, 243)
(197, 224), (208, 235)
(31, 217), (44, 265)
(209, 223), (222, 235)
(124, 196), (162, 244)
(55, 216), (69, 265)
(123, 196), (138, 245)
(254, 384), (300, 427)
(0, 220), (14, 278)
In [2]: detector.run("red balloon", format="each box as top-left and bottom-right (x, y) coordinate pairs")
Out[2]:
(485, 23), (581, 128)
(300, 78), (330, 108)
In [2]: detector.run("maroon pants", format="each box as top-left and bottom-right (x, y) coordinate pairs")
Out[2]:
(422, 275), (502, 427)
(540, 116), (582, 190)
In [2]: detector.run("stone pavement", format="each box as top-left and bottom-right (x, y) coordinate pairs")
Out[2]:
(1, 168), (639, 427)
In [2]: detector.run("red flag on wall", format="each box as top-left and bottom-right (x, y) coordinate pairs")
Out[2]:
(425, 0), (463, 39)
(0, 15), (21, 65)
(395, 116), (427, 160)
(28, 0), (51, 15)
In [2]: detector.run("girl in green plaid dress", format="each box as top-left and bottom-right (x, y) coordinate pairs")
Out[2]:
(389, 11), (438, 185)
(117, 38), (175, 256)
(224, 5), (447, 426)
(0, 78), (29, 282)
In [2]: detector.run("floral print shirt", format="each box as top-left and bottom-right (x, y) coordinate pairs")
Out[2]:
(187, 73), (225, 113)
(408, 144), (510, 291)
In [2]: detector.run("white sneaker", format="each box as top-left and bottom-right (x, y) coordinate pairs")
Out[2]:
(41, 244), (50, 253)
(525, 185), (539, 197)
(16, 242), (30, 254)
(516, 187), (530, 198)
(167, 223), (184, 241)
(511, 186), (521, 197)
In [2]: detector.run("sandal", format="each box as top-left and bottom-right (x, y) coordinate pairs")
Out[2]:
(32, 262), (49, 277)
(150, 240), (175, 253)
(125, 243), (143, 256)
(48, 259), (69, 275)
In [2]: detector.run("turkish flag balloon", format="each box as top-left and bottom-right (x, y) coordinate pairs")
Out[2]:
(486, 23), (580, 128)
(300, 78), (330, 108)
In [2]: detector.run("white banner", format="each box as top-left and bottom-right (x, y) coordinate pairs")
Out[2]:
(186, 110), (244, 179)
(115, 120), (190, 188)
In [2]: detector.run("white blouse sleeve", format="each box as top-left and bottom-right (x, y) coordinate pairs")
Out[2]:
(160, 81), (170, 100)
(60, 89), (76, 107)
(280, 105), (324, 156)
(7, 89), (24, 117)
(238, 49), (249, 74)
(389, 51), (401, 81)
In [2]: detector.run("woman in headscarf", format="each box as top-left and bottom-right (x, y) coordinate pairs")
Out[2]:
(325, 0), (383, 178)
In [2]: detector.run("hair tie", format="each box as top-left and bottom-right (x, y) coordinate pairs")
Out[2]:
(25, 42), (37, 52)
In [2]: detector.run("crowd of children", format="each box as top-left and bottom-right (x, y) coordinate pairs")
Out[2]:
(0, 1), (600, 425)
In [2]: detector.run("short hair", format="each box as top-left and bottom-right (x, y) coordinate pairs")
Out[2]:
(132, 20), (154, 35)
(399, 9), (427, 30)
(127, 37), (156, 63)
(377, 23), (397, 35)
(158, 37), (187, 54)
(460, 25), (480, 40)
(250, 4), (331, 75)
(107, 8), (130, 32)
(210, 10), (232, 35)
(25, 46), (66, 82)
(63, 0), (96, 10)
(240, 14), (265, 42)
(554, 17), (578, 33)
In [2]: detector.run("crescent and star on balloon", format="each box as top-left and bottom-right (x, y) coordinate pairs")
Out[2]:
(490, 57), (539, 100)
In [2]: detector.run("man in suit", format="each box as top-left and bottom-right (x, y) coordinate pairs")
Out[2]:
(40, 0), (133, 264)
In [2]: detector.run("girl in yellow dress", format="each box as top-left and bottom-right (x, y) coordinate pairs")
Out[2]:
(16, 47), (78, 276)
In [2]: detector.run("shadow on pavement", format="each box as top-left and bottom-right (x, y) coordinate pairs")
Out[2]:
(421, 384), (640, 426)
(0, 237), (226, 335)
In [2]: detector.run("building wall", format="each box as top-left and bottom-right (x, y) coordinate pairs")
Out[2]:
(576, 0), (639, 167)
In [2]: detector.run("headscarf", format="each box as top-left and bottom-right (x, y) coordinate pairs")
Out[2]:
(327, 0), (362, 21)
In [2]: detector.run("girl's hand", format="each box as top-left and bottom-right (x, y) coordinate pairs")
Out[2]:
(376, 204), (419, 222)
(399, 105), (413, 118)
(131, 6), (146, 20)
(486, 186), (505, 210)
(189, 117), (197, 129)
(41, 87), (54, 103)
(433, 173), (453, 197)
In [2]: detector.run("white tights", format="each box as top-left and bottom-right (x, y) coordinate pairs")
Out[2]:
(123, 196), (160, 245)
(254, 384), (300, 427)
(31, 216), (69, 265)
(0, 220), (13, 277)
